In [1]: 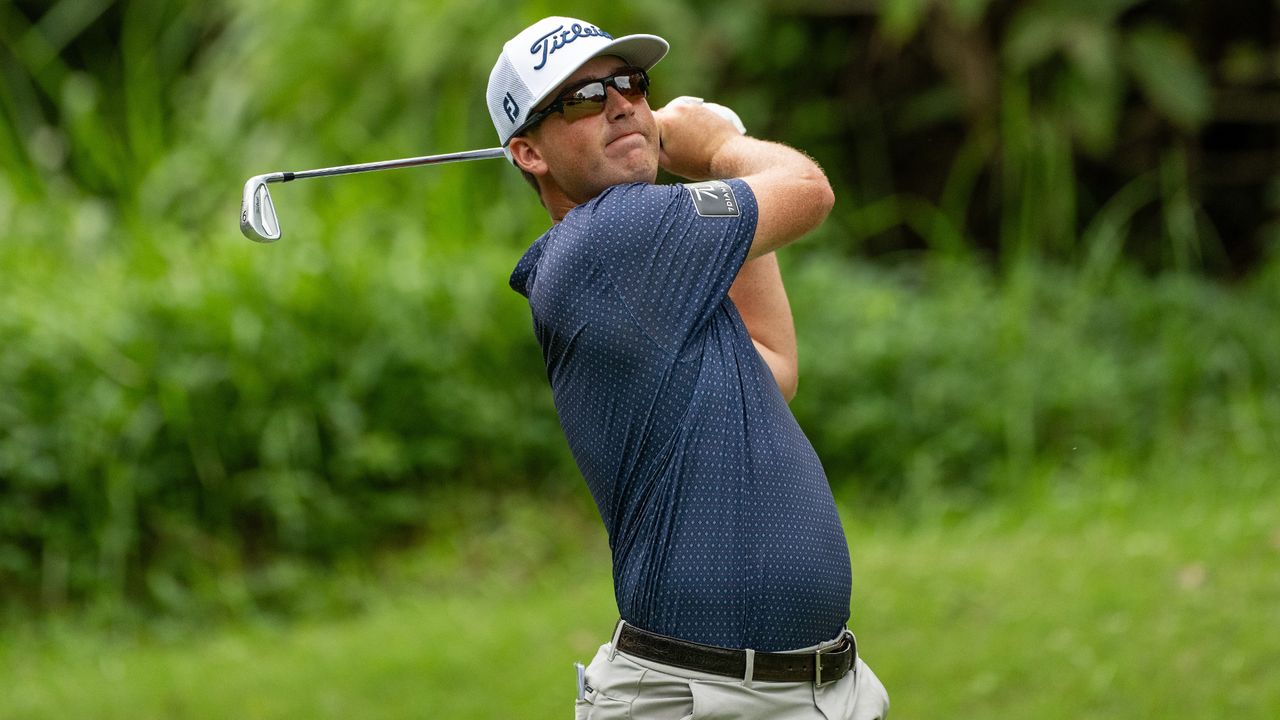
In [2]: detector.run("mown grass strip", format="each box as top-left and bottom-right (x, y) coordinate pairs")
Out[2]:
(1, 485), (1276, 719)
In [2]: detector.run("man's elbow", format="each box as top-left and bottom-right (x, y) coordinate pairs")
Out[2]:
(789, 148), (834, 215)
(808, 169), (835, 225)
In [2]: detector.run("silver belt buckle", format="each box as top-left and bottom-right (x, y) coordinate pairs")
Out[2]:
(814, 631), (852, 688)
(814, 647), (836, 688)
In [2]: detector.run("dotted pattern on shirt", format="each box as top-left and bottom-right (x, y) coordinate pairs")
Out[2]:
(509, 179), (851, 651)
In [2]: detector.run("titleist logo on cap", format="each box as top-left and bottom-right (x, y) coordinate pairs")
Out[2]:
(530, 23), (614, 70)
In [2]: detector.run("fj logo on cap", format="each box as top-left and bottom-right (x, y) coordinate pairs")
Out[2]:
(503, 93), (520, 123)
(530, 23), (613, 70)
(685, 181), (740, 217)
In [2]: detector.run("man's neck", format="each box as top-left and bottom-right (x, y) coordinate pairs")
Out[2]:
(541, 185), (578, 224)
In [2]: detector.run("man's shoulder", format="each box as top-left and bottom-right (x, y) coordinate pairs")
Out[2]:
(570, 182), (684, 228)
(580, 179), (755, 224)
(537, 183), (672, 258)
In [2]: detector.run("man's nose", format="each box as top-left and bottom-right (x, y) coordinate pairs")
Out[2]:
(605, 86), (636, 121)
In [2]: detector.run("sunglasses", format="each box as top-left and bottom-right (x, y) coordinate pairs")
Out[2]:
(516, 67), (650, 135)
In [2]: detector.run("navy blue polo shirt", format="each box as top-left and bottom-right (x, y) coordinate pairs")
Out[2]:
(509, 179), (850, 651)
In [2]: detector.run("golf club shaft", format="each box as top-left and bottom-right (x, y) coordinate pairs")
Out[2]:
(275, 147), (506, 184)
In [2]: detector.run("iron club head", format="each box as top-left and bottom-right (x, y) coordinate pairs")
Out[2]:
(240, 173), (284, 242)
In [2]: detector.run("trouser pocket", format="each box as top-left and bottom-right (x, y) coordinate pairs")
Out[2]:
(849, 658), (890, 720)
(574, 644), (639, 719)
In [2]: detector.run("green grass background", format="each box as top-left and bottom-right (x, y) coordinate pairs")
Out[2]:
(3, 478), (1277, 719)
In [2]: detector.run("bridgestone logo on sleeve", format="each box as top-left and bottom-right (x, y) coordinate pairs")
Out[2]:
(684, 181), (740, 217)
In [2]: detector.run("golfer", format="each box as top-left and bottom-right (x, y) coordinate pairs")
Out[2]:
(488, 16), (889, 720)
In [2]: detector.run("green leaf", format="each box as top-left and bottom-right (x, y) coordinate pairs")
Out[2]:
(1124, 24), (1212, 130)
(879, 0), (932, 45)
(1057, 61), (1124, 155)
(1055, 26), (1125, 155)
(1220, 41), (1269, 86)
(1005, 0), (1150, 71)
(1004, 8), (1068, 71)
(948, 0), (996, 28)
(1063, 21), (1120, 85)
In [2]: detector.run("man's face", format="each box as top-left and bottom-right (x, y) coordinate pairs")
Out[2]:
(517, 55), (660, 203)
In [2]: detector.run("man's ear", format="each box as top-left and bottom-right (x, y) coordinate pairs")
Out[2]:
(508, 136), (547, 176)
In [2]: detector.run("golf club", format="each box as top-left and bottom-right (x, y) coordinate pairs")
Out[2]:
(240, 147), (506, 242)
(239, 100), (745, 242)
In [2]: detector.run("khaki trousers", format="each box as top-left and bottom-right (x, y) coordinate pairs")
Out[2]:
(573, 629), (890, 720)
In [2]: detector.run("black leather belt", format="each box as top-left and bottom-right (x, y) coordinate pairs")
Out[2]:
(614, 622), (856, 687)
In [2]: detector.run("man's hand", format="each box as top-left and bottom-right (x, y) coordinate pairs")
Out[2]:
(654, 101), (742, 181)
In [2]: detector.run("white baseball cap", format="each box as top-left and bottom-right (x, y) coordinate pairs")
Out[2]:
(487, 16), (669, 160)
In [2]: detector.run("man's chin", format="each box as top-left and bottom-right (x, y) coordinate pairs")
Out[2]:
(615, 153), (660, 185)
(568, 155), (659, 202)
(624, 164), (659, 186)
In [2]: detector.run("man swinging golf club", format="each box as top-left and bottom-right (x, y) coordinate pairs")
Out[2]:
(490, 16), (890, 719)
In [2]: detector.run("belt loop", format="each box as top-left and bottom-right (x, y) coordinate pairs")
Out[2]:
(846, 629), (858, 680)
(742, 648), (755, 688)
(608, 619), (625, 661)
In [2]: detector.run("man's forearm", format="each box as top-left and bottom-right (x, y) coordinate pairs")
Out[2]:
(712, 136), (833, 261)
(709, 136), (821, 185)
(729, 252), (798, 401)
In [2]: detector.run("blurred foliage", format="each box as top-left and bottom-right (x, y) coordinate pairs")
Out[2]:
(790, 256), (1280, 501)
(0, 0), (1278, 614)
(747, 0), (1278, 272)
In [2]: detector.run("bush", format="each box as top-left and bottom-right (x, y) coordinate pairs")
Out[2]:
(5, 196), (1278, 611)
(789, 254), (1280, 500)
(0, 189), (573, 610)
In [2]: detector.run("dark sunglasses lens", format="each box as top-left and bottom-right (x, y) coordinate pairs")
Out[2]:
(562, 82), (608, 119)
(616, 71), (648, 97)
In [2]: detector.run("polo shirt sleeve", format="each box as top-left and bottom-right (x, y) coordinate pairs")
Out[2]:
(585, 179), (759, 352)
